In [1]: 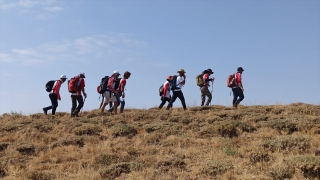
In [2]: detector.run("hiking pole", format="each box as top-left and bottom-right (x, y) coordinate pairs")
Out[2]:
(210, 80), (214, 106)
(80, 97), (86, 117)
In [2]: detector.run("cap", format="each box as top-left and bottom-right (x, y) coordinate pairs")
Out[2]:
(113, 70), (120, 75)
(167, 75), (173, 80)
(60, 74), (67, 79)
(177, 69), (186, 73)
(206, 68), (213, 74)
(237, 67), (244, 71)
(79, 72), (86, 78)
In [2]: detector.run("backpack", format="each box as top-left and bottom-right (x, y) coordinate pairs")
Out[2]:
(45, 80), (55, 92)
(170, 75), (178, 90)
(115, 78), (122, 90)
(68, 76), (81, 93)
(227, 74), (236, 88)
(196, 74), (204, 87)
(97, 76), (110, 94)
(159, 85), (164, 96)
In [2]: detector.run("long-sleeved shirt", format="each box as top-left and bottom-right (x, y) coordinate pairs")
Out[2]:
(234, 72), (242, 88)
(203, 73), (213, 87)
(163, 80), (171, 98)
(107, 75), (117, 93)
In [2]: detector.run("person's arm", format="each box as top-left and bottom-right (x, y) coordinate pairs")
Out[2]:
(120, 80), (126, 98)
(81, 79), (87, 98)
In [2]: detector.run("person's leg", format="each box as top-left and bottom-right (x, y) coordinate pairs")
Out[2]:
(73, 95), (84, 116)
(204, 87), (212, 106)
(200, 87), (206, 106)
(177, 91), (187, 110)
(100, 91), (110, 113)
(232, 88), (239, 106)
(71, 95), (77, 115)
(50, 93), (58, 115)
(43, 94), (53, 115)
(158, 98), (167, 109)
(166, 92), (178, 110)
(236, 87), (244, 106)
(120, 100), (125, 113)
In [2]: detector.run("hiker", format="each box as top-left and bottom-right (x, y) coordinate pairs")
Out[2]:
(109, 71), (131, 113)
(100, 70), (121, 114)
(70, 72), (87, 117)
(158, 76), (173, 109)
(232, 67), (245, 108)
(43, 75), (67, 116)
(166, 69), (187, 110)
(201, 68), (215, 106)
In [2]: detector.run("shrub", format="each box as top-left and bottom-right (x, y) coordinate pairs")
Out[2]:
(51, 136), (84, 148)
(262, 136), (310, 153)
(94, 153), (120, 166)
(268, 164), (295, 180)
(16, 143), (35, 155)
(286, 156), (320, 179)
(249, 149), (270, 163)
(201, 160), (233, 176)
(73, 124), (102, 136)
(99, 162), (131, 179)
(144, 122), (164, 133)
(26, 171), (55, 180)
(111, 123), (138, 138)
(157, 156), (186, 172)
(0, 143), (9, 152)
(32, 122), (54, 133)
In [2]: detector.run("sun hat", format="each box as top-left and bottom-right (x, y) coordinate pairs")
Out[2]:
(60, 74), (67, 79)
(206, 68), (214, 74)
(237, 67), (244, 71)
(113, 70), (120, 75)
(177, 69), (186, 73)
(79, 72), (86, 78)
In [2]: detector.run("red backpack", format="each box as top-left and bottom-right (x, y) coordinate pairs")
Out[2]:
(68, 76), (80, 93)
(227, 74), (236, 88)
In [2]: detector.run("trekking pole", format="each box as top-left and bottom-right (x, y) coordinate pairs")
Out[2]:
(210, 80), (214, 106)
(80, 97), (86, 116)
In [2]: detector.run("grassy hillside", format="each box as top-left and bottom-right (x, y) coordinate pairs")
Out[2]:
(0, 103), (320, 180)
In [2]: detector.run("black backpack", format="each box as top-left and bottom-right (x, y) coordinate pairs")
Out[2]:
(98, 76), (110, 94)
(45, 80), (55, 92)
(115, 78), (122, 90)
(169, 75), (178, 90)
(159, 85), (164, 96)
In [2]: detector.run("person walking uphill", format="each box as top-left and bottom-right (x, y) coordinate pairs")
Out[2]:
(109, 71), (131, 113)
(158, 76), (173, 109)
(201, 68), (215, 106)
(100, 70), (121, 115)
(70, 72), (87, 117)
(166, 69), (187, 110)
(43, 75), (67, 116)
(232, 67), (245, 108)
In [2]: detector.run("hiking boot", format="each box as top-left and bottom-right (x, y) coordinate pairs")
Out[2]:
(42, 108), (48, 115)
(233, 100), (240, 108)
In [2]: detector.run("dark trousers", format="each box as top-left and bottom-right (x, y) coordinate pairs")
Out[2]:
(166, 90), (186, 110)
(44, 93), (58, 115)
(71, 95), (84, 113)
(232, 87), (245, 105)
(159, 97), (172, 109)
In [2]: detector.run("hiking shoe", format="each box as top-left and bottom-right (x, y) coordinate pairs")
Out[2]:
(43, 108), (48, 115)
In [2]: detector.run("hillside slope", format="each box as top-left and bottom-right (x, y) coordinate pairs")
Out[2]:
(0, 103), (320, 180)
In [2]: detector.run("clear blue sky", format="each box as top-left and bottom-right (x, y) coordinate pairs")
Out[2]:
(0, 0), (319, 115)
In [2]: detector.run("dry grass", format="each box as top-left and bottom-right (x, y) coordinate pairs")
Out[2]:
(0, 103), (320, 179)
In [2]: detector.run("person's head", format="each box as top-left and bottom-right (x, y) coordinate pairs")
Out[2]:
(113, 70), (120, 78)
(167, 75), (173, 81)
(79, 72), (86, 78)
(123, 71), (131, 79)
(177, 69), (186, 76)
(237, 67), (244, 74)
(206, 68), (214, 75)
(60, 74), (67, 83)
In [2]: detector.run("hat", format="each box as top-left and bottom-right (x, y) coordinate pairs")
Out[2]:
(237, 67), (244, 71)
(206, 68), (213, 74)
(79, 72), (86, 78)
(113, 70), (120, 75)
(60, 74), (67, 79)
(167, 75), (173, 80)
(177, 69), (186, 73)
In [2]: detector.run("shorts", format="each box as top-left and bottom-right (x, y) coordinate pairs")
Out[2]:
(103, 91), (117, 104)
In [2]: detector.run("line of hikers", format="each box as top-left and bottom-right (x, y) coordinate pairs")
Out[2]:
(158, 67), (245, 109)
(42, 67), (244, 117)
